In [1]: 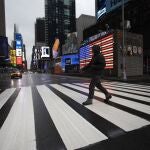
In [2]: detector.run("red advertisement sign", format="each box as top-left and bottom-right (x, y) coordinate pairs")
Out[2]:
(16, 56), (22, 65)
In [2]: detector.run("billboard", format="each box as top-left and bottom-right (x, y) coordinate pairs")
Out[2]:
(61, 54), (79, 69)
(16, 56), (22, 65)
(96, 0), (130, 20)
(15, 33), (23, 61)
(62, 32), (78, 55)
(41, 46), (50, 58)
(80, 34), (114, 69)
(16, 48), (22, 56)
(10, 49), (16, 66)
(0, 36), (8, 59)
(97, 0), (107, 19)
(52, 38), (60, 58)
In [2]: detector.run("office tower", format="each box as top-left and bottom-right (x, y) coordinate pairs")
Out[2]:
(0, 0), (6, 36)
(35, 18), (45, 46)
(45, 0), (76, 58)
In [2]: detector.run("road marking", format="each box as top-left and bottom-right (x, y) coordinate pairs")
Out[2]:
(0, 87), (36, 150)
(0, 88), (16, 110)
(37, 85), (107, 150)
(52, 84), (150, 132)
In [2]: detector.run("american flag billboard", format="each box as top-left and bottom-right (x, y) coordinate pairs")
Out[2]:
(80, 34), (114, 69)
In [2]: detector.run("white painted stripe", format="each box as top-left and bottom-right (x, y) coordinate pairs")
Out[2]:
(71, 83), (150, 115)
(37, 85), (107, 150)
(103, 84), (150, 97)
(59, 83), (150, 131)
(75, 83), (150, 103)
(0, 88), (16, 110)
(0, 87), (36, 150)
(103, 82), (150, 93)
(109, 82), (150, 89)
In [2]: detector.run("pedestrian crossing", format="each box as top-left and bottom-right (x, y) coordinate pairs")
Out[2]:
(0, 81), (150, 150)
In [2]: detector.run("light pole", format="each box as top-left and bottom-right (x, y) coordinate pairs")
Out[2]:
(122, 0), (127, 80)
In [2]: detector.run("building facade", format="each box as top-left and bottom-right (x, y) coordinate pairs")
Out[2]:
(83, 0), (150, 74)
(35, 18), (46, 46)
(76, 14), (96, 45)
(0, 0), (6, 36)
(45, 0), (76, 58)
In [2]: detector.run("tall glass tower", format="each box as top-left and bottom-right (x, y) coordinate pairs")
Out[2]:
(0, 0), (6, 36)
(45, 0), (76, 58)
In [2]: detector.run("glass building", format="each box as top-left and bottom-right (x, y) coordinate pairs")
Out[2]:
(0, 0), (6, 36)
(45, 0), (76, 58)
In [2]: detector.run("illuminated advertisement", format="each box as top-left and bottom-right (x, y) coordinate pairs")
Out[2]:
(80, 34), (114, 69)
(15, 33), (22, 64)
(61, 54), (79, 69)
(16, 56), (22, 65)
(62, 32), (78, 55)
(41, 46), (50, 58)
(52, 38), (60, 58)
(97, 0), (107, 19)
(22, 51), (25, 61)
(16, 48), (22, 56)
(15, 33), (22, 49)
(96, 0), (130, 20)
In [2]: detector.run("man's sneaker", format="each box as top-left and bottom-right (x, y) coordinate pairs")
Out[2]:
(104, 94), (112, 103)
(82, 98), (93, 105)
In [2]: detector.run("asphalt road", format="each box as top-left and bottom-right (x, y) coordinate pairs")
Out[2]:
(0, 72), (150, 150)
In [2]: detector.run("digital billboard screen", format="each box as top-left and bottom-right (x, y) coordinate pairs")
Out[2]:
(41, 46), (50, 58)
(61, 54), (79, 69)
(16, 56), (22, 65)
(96, 0), (130, 20)
(97, 0), (107, 19)
(52, 38), (60, 58)
(80, 34), (114, 69)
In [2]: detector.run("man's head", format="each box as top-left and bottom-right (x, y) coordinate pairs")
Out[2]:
(92, 45), (101, 55)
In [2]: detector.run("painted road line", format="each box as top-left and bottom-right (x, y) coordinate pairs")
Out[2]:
(37, 85), (107, 150)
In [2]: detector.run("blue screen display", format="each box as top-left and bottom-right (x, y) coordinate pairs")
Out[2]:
(15, 33), (22, 49)
(61, 54), (79, 68)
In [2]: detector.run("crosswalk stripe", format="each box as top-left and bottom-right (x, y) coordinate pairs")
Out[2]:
(0, 88), (20, 129)
(0, 88), (16, 110)
(103, 85), (150, 98)
(31, 87), (66, 150)
(37, 85), (107, 150)
(103, 82), (150, 93)
(48, 84), (125, 138)
(74, 83), (150, 103)
(0, 87), (36, 150)
(57, 83), (150, 131)
(103, 83), (150, 96)
(106, 81), (150, 90)
(65, 83), (150, 116)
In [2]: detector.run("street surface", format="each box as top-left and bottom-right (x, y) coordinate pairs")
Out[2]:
(0, 72), (150, 150)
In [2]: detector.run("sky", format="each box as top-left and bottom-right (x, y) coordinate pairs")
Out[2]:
(5, 0), (95, 69)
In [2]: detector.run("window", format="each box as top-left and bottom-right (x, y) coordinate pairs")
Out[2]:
(64, 0), (70, 5)
(64, 9), (70, 16)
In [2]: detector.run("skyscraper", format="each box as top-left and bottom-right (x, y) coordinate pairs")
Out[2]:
(45, 0), (76, 58)
(35, 18), (45, 46)
(0, 0), (6, 36)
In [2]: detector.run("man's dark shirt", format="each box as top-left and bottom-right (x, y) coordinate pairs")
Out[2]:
(82, 53), (106, 77)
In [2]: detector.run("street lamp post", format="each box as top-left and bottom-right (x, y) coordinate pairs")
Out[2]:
(122, 0), (127, 80)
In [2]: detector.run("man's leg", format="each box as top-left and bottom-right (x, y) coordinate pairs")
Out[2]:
(82, 77), (96, 105)
(95, 77), (112, 103)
